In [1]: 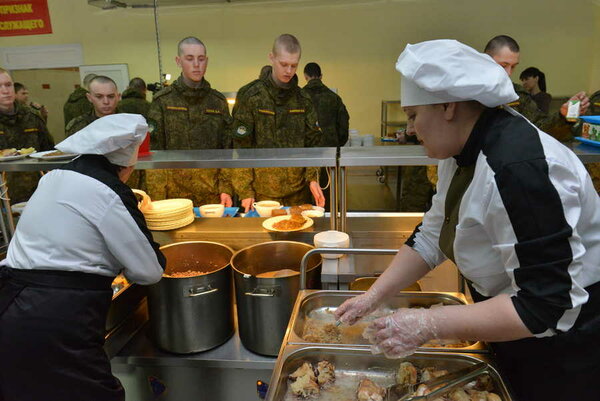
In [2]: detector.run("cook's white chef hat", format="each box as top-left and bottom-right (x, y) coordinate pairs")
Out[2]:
(396, 39), (518, 108)
(56, 114), (148, 167)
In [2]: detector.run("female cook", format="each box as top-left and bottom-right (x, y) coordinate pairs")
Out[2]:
(335, 40), (600, 401)
(0, 114), (166, 401)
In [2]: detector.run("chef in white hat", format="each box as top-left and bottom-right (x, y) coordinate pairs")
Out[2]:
(0, 114), (165, 400)
(336, 40), (600, 401)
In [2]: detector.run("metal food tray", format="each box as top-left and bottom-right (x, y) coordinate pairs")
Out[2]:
(266, 346), (512, 401)
(286, 290), (488, 353)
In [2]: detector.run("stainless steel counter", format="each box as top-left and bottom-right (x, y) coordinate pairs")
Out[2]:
(0, 148), (337, 172)
(112, 324), (276, 370)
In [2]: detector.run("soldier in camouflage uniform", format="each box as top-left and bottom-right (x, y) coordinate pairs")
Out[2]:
(63, 73), (95, 129)
(235, 65), (272, 104)
(146, 37), (233, 207)
(0, 69), (54, 203)
(230, 34), (324, 212)
(118, 77), (150, 119)
(302, 62), (349, 147)
(65, 75), (121, 136)
(14, 83), (48, 123)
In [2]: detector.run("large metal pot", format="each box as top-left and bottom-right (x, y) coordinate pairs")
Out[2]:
(231, 241), (322, 356)
(148, 241), (234, 353)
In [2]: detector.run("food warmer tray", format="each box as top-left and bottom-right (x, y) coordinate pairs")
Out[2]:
(266, 346), (513, 401)
(285, 290), (488, 353)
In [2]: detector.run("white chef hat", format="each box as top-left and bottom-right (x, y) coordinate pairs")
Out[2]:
(396, 39), (518, 108)
(56, 114), (148, 167)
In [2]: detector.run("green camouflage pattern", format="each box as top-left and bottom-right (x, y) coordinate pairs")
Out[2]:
(0, 102), (54, 203)
(398, 166), (434, 212)
(145, 75), (233, 205)
(65, 110), (98, 137)
(230, 74), (321, 202)
(118, 88), (151, 119)
(235, 66), (272, 105)
(583, 90), (600, 191)
(510, 83), (573, 142)
(63, 87), (92, 129)
(302, 79), (349, 147)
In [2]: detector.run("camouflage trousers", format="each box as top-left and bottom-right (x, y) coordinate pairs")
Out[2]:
(145, 169), (222, 206)
(398, 166), (434, 212)
(585, 162), (600, 193)
(5, 172), (42, 204)
(255, 186), (313, 206)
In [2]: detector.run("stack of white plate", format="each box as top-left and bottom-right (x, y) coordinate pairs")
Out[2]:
(132, 190), (195, 231)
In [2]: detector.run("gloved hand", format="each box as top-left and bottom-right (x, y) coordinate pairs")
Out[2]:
(334, 290), (382, 325)
(363, 308), (438, 359)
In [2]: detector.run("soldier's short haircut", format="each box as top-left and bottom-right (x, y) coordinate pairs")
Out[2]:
(89, 75), (118, 91)
(484, 35), (520, 56)
(178, 37), (206, 56)
(82, 73), (97, 89)
(0, 67), (11, 78)
(14, 82), (25, 92)
(304, 62), (321, 79)
(128, 77), (147, 92)
(272, 34), (301, 56)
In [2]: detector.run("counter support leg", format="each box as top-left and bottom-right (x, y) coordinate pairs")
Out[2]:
(340, 167), (347, 233)
(0, 173), (14, 244)
(328, 166), (337, 231)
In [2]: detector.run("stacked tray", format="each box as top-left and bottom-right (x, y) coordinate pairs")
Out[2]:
(133, 189), (194, 231)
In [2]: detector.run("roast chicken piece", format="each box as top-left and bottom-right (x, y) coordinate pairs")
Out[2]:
(356, 378), (385, 401)
(316, 360), (336, 386)
(289, 362), (319, 398)
(396, 361), (418, 385)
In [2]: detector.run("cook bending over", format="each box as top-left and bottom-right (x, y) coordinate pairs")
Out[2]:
(335, 40), (600, 401)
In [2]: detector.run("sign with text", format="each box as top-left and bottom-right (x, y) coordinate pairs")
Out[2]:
(0, 0), (52, 37)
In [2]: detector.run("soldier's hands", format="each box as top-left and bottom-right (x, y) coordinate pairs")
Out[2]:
(560, 91), (590, 117)
(220, 193), (233, 207)
(309, 181), (325, 207)
(241, 198), (254, 213)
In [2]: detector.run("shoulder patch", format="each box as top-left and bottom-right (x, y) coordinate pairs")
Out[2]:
(258, 109), (275, 116)
(166, 106), (188, 111)
(235, 125), (248, 137)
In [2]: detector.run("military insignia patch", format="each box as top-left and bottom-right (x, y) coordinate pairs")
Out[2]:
(205, 109), (221, 114)
(0, 131), (4, 135)
(236, 126), (248, 136)
(507, 101), (520, 107)
(258, 109), (275, 116)
(288, 109), (305, 114)
(23, 128), (38, 133)
(166, 106), (188, 111)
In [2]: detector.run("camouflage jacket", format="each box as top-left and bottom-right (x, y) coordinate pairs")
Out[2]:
(63, 87), (92, 129)
(118, 88), (151, 119)
(302, 79), (349, 147)
(235, 66), (272, 104)
(0, 102), (54, 203)
(65, 109), (99, 137)
(146, 75), (233, 202)
(511, 83), (572, 142)
(230, 74), (322, 200)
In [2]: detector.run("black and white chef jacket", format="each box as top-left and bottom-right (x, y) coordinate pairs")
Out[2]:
(4, 155), (165, 285)
(407, 107), (600, 338)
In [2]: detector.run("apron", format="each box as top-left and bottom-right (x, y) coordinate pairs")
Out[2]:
(0, 267), (125, 401)
(469, 282), (600, 401)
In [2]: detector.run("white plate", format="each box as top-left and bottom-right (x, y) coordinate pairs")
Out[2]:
(29, 150), (77, 160)
(0, 154), (27, 162)
(262, 215), (314, 232)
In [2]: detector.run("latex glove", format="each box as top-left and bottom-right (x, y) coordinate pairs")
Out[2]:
(334, 290), (382, 325)
(220, 193), (233, 207)
(241, 198), (255, 213)
(309, 181), (325, 207)
(364, 308), (438, 359)
(560, 91), (590, 117)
